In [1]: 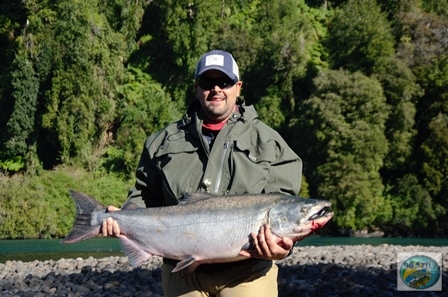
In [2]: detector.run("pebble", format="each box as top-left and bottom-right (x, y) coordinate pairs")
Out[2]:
(0, 245), (446, 296)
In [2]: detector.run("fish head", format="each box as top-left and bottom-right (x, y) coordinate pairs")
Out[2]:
(268, 198), (333, 242)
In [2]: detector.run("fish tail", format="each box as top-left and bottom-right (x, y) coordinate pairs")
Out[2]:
(61, 190), (106, 244)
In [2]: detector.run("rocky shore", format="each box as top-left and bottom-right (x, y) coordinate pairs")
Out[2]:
(1, 244), (447, 297)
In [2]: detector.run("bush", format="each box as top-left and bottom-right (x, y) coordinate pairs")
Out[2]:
(0, 166), (132, 239)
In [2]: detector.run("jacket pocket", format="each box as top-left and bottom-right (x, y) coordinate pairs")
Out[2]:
(229, 140), (276, 193)
(154, 141), (203, 203)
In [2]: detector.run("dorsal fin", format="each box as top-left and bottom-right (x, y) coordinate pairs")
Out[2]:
(178, 192), (216, 205)
(121, 201), (140, 210)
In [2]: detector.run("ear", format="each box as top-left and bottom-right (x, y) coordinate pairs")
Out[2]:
(236, 80), (243, 95)
(194, 81), (200, 95)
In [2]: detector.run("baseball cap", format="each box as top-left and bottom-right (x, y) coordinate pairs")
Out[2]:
(195, 50), (239, 82)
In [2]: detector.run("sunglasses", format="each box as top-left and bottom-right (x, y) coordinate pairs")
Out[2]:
(197, 76), (236, 90)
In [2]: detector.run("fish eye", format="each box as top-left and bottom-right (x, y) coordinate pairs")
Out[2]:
(301, 207), (307, 213)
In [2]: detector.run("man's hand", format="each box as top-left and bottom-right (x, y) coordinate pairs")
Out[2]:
(101, 205), (121, 237)
(239, 224), (294, 260)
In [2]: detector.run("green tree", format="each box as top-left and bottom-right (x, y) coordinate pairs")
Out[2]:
(40, 1), (127, 166)
(374, 58), (421, 172)
(2, 54), (39, 162)
(241, 0), (328, 126)
(395, 5), (448, 235)
(417, 58), (448, 235)
(0, 2), (26, 95)
(132, 0), (327, 128)
(422, 0), (448, 16)
(108, 67), (181, 176)
(326, 0), (395, 75)
(130, 0), (225, 106)
(295, 69), (389, 230)
(0, 2), (29, 167)
(381, 174), (439, 235)
(2, 0), (143, 170)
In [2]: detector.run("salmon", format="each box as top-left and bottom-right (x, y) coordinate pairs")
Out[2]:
(62, 190), (333, 274)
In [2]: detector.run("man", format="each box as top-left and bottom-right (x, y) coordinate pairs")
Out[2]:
(103, 50), (303, 297)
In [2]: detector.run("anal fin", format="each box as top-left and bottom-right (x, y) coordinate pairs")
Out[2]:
(172, 256), (199, 274)
(119, 235), (152, 267)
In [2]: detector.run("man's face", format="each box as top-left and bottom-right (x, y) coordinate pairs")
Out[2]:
(195, 69), (242, 123)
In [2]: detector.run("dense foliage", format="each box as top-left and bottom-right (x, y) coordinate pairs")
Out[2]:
(1, 0), (447, 238)
(0, 167), (131, 239)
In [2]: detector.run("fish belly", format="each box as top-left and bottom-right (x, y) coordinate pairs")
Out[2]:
(109, 207), (267, 261)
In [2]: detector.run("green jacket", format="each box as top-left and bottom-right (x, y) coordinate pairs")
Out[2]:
(124, 98), (302, 208)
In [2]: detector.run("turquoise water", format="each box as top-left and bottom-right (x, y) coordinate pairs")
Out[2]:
(296, 236), (448, 247)
(1, 236), (447, 263)
(0, 237), (123, 263)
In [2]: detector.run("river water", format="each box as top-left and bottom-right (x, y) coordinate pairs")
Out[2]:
(1, 236), (447, 263)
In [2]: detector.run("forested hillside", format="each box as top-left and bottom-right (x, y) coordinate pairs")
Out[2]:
(1, 0), (447, 238)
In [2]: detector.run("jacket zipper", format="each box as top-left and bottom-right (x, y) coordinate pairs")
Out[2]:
(214, 141), (230, 193)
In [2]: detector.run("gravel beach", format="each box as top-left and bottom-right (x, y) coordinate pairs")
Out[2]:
(1, 244), (447, 297)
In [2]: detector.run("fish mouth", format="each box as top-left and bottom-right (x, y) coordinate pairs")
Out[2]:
(308, 202), (333, 221)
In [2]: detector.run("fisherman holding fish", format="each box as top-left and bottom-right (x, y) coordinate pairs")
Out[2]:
(102, 50), (303, 297)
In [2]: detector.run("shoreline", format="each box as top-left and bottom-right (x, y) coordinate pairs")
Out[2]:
(1, 244), (447, 296)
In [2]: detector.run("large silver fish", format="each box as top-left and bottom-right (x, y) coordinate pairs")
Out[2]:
(62, 191), (333, 274)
